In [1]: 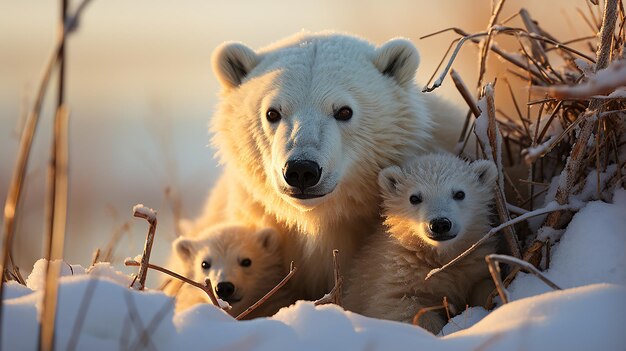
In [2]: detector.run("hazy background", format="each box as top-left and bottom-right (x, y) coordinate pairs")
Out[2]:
(0, 0), (591, 279)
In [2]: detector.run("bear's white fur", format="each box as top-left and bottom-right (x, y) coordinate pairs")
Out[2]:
(343, 154), (498, 334)
(185, 32), (472, 301)
(172, 224), (289, 318)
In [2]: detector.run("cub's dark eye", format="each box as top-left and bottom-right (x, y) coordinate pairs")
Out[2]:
(334, 106), (353, 121)
(266, 108), (281, 123)
(201, 261), (211, 270)
(453, 191), (465, 200)
(240, 258), (252, 267)
(409, 194), (422, 205)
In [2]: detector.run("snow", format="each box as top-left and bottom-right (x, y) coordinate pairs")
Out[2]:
(133, 203), (157, 221)
(508, 189), (626, 301)
(2, 192), (626, 350)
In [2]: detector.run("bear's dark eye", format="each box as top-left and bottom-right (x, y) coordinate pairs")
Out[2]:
(334, 106), (353, 121)
(266, 108), (281, 123)
(201, 261), (211, 270)
(453, 191), (465, 200)
(409, 194), (422, 205)
(240, 258), (252, 267)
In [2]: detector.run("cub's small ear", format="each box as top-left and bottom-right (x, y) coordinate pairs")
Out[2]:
(378, 165), (404, 195)
(212, 42), (259, 89)
(173, 237), (196, 260)
(256, 228), (280, 252)
(471, 160), (498, 185)
(373, 38), (420, 86)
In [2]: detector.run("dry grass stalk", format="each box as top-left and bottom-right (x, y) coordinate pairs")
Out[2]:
(0, 0), (95, 341)
(131, 205), (158, 290)
(479, 85), (522, 258)
(90, 248), (101, 267)
(314, 249), (343, 306)
(39, 104), (70, 351)
(236, 262), (297, 320)
(124, 259), (220, 307)
(476, 0), (507, 90)
(485, 254), (562, 305)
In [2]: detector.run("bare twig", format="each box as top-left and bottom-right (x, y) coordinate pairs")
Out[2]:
(478, 85), (522, 258)
(425, 203), (579, 280)
(485, 254), (562, 305)
(124, 259), (220, 306)
(314, 250), (343, 306)
(236, 262), (297, 320)
(90, 248), (101, 267)
(476, 0), (507, 90)
(131, 204), (157, 290)
(412, 297), (453, 327)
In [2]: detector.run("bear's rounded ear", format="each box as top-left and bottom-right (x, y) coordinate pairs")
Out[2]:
(471, 160), (498, 185)
(256, 228), (280, 252)
(373, 38), (420, 86)
(173, 237), (196, 260)
(212, 42), (259, 89)
(378, 165), (404, 195)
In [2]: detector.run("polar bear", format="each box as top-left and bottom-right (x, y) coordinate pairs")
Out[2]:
(172, 224), (289, 318)
(187, 32), (471, 301)
(343, 154), (498, 334)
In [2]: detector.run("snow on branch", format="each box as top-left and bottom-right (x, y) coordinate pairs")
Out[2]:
(534, 59), (626, 99)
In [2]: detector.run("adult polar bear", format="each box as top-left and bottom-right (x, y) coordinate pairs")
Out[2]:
(193, 32), (467, 303)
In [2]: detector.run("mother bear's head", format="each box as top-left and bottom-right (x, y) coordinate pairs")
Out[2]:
(210, 32), (434, 232)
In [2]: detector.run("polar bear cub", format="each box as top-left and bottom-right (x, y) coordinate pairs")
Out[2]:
(172, 223), (288, 319)
(343, 153), (499, 333)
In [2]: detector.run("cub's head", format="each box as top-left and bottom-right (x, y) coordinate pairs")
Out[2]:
(378, 154), (497, 256)
(210, 32), (432, 228)
(173, 224), (284, 316)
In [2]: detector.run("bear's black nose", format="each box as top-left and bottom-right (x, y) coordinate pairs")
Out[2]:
(215, 282), (235, 299)
(429, 218), (452, 236)
(283, 160), (322, 191)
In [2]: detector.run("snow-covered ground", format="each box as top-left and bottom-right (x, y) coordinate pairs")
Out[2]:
(3, 190), (626, 350)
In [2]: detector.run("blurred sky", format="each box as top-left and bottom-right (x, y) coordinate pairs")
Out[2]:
(0, 0), (592, 278)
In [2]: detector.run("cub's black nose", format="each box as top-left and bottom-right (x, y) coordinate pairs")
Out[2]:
(215, 282), (235, 299)
(283, 160), (322, 191)
(429, 218), (452, 235)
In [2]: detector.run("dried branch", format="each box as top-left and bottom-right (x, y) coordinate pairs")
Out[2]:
(412, 296), (453, 327)
(131, 204), (158, 290)
(425, 202), (579, 281)
(314, 249), (343, 306)
(124, 259), (220, 307)
(236, 262), (297, 320)
(477, 85), (522, 258)
(476, 0), (507, 90)
(485, 254), (562, 305)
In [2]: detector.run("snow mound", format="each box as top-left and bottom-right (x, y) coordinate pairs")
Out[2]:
(508, 189), (626, 301)
(3, 271), (625, 350)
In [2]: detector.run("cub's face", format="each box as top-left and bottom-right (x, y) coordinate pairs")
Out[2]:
(173, 225), (281, 315)
(211, 34), (421, 212)
(379, 154), (497, 252)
